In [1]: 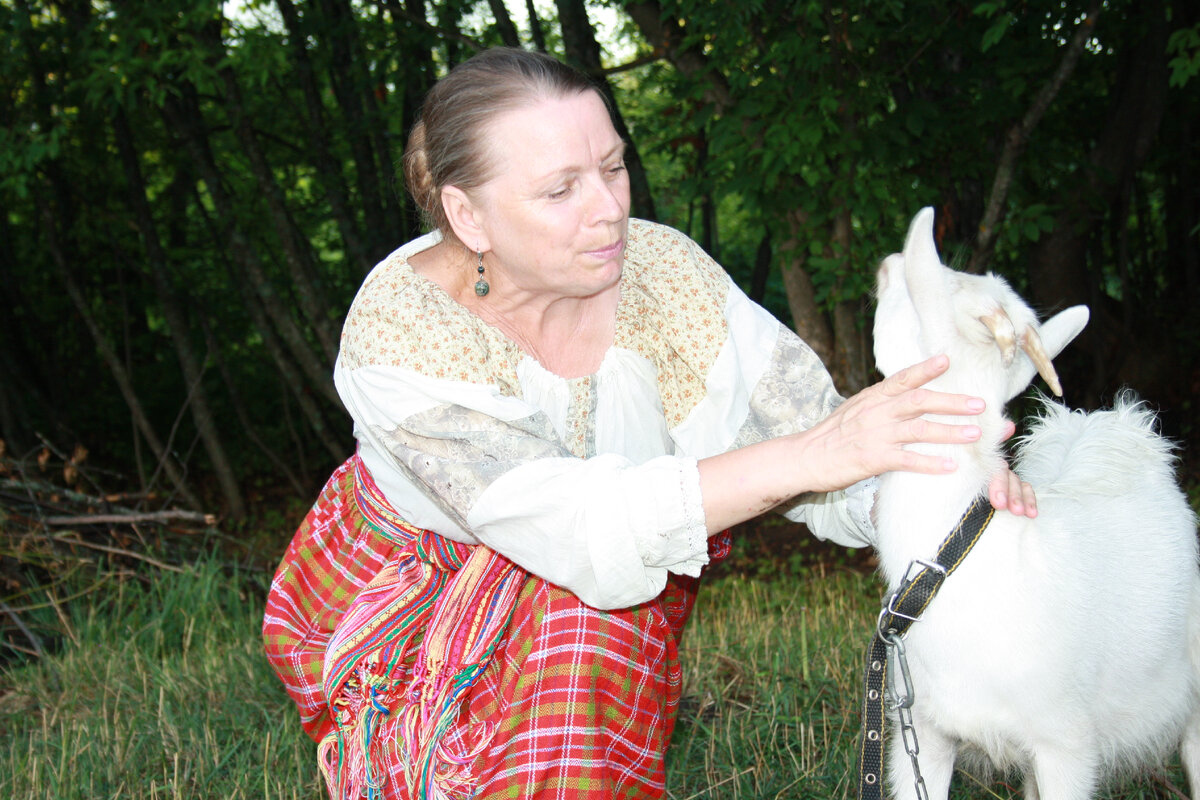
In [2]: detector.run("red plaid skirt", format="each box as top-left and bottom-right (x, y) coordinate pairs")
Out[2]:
(263, 456), (730, 800)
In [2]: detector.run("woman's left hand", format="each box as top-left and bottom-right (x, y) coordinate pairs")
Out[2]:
(988, 420), (1037, 518)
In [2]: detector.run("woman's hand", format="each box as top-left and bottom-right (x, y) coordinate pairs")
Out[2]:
(987, 420), (1038, 518)
(793, 354), (986, 493)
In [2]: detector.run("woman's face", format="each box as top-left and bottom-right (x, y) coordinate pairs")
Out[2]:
(466, 90), (631, 301)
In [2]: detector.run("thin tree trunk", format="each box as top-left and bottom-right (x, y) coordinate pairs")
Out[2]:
(224, 257), (348, 464)
(779, 211), (836, 371)
(486, 0), (521, 47)
(14, 0), (202, 509)
(191, 198), (349, 464)
(1028, 0), (1169, 403)
(969, 2), (1100, 272)
(112, 107), (247, 518)
(37, 200), (203, 511)
(275, 0), (373, 276)
(200, 319), (308, 497)
(200, 14), (340, 364)
(623, 0), (734, 111)
(159, 84), (342, 410)
(749, 230), (772, 304)
(316, 0), (391, 260)
(525, 0), (547, 52)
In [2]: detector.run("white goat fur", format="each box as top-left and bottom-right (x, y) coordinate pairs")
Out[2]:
(871, 207), (1200, 800)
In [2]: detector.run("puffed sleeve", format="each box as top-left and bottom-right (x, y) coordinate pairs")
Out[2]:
(624, 221), (877, 549)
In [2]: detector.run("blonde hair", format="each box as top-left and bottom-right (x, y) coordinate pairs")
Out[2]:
(402, 48), (605, 244)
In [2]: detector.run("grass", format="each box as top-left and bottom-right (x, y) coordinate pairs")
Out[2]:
(0, 560), (323, 799)
(0, 557), (1189, 799)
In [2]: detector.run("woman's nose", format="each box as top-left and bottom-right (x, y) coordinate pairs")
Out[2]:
(586, 174), (628, 223)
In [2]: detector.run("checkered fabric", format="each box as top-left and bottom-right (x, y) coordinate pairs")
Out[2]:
(263, 457), (403, 742)
(263, 456), (732, 800)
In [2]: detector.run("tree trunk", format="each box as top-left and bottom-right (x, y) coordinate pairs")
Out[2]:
(623, 0), (734, 111)
(555, 0), (657, 221)
(37, 200), (204, 511)
(1028, 0), (1169, 404)
(276, 0), (374, 276)
(778, 218), (835, 371)
(749, 230), (772, 304)
(13, 0), (203, 509)
(829, 209), (871, 393)
(189, 196), (349, 465)
(222, 253), (349, 465)
(159, 83), (342, 411)
(969, 2), (1100, 272)
(315, 0), (391, 261)
(200, 13), (340, 364)
(200, 319), (308, 497)
(486, 0), (521, 46)
(112, 107), (247, 519)
(525, 0), (547, 52)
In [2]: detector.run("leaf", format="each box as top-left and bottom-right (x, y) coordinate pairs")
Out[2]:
(981, 13), (1013, 52)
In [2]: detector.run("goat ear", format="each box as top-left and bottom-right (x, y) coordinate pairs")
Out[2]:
(1004, 305), (1090, 400)
(901, 207), (956, 353)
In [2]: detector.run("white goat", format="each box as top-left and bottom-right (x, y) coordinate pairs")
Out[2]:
(869, 207), (1200, 800)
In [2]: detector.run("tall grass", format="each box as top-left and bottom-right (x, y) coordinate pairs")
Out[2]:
(0, 560), (323, 799)
(0, 560), (1187, 799)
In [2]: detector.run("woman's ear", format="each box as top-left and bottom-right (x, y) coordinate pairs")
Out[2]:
(441, 186), (490, 251)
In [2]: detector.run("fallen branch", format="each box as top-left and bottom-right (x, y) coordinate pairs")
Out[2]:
(0, 601), (45, 659)
(50, 533), (187, 573)
(43, 510), (217, 526)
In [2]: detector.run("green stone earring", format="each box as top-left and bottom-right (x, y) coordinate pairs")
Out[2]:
(474, 250), (490, 297)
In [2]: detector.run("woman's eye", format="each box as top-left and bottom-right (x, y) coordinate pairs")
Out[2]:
(606, 163), (626, 178)
(547, 185), (571, 200)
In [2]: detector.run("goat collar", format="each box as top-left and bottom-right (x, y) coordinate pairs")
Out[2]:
(858, 494), (995, 800)
(876, 494), (996, 639)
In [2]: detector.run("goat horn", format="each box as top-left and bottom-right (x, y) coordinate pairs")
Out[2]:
(979, 308), (1017, 366)
(1021, 327), (1064, 396)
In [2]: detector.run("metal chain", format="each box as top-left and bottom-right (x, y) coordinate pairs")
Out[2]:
(883, 631), (929, 800)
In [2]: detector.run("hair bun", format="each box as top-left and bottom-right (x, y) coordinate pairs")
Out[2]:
(403, 121), (438, 220)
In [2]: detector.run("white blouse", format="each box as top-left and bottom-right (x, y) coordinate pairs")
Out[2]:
(334, 219), (875, 610)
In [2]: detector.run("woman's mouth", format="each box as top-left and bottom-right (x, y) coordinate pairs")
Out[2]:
(589, 239), (624, 260)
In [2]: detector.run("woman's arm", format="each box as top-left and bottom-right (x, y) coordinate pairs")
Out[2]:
(698, 355), (1037, 534)
(698, 354), (982, 533)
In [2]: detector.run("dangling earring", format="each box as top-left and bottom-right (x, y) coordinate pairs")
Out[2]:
(474, 250), (490, 297)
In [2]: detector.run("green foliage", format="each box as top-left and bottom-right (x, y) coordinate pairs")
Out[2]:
(1167, 24), (1200, 87)
(1, 0), (1197, 510)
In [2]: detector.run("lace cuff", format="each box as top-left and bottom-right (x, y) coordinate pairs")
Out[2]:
(632, 457), (710, 578)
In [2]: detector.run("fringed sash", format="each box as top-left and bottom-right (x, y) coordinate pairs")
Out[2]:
(317, 456), (528, 800)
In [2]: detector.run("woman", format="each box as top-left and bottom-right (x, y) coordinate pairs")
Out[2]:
(263, 47), (1034, 800)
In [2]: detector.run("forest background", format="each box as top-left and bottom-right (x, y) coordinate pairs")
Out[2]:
(3, 0), (1199, 524)
(2, 1), (1200, 797)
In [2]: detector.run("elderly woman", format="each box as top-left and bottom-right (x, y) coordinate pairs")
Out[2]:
(263, 47), (1034, 800)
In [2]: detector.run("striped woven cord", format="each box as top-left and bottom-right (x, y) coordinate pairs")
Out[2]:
(317, 457), (527, 800)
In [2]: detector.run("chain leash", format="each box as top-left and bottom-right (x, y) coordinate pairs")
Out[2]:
(883, 631), (928, 800)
